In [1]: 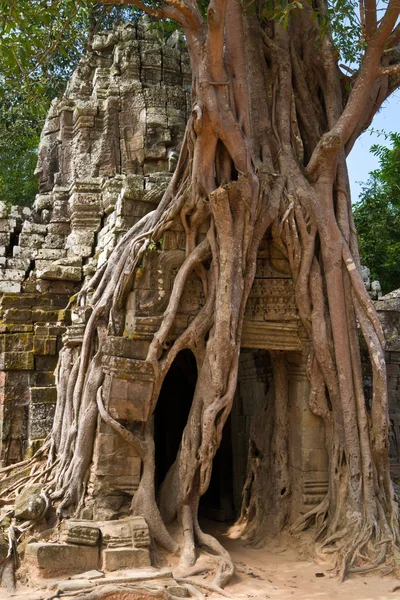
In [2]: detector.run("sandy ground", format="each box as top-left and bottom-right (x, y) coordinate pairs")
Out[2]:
(213, 522), (400, 600)
(1, 521), (400, 599)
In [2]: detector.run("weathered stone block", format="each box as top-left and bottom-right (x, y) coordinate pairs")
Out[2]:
(19, 233), (45, 249)
(0, 269), (26, 281)
(165, 586), (189, 598)
(60, 519), (100, 546)
(0, 333), (33, 352)
(0, 281), (21, 293)
(96, 516), (149, 550)
(0, 233), (10, 246)
(44, 233), (65, 249)
(36, 263), (82, 282)
(101, 357), (154, 422)
(6, 258), (30, 271)
(30, 387), (57, 405)
(25, 543), (100, 578)
(36, 248), (67, 260)
(56, 580), (93, 593)
(48, 222), (70, 235)
(30, 402), (56, 439)
(102, 548), (151, 571)
(31, 309), (60, 323)
(0, 351), (34, 370)
(29, 370), (55, 387)
(93, 431), (141, 490)
(21, 222), (47, 235)
(3, 308), (32, 323)
(33, 335), (57, 355)
(35, 355), (58, 371)
(103, 336), (150, 360)
(107, 376), (151, 421)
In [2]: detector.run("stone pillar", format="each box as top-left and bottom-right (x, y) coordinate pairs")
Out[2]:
(287, 351), (328, 521)
(374, 291), (400, 478)
(66, 179), (102, 258)
(231, 349), (271, 513)
(87, 337), (153, 520)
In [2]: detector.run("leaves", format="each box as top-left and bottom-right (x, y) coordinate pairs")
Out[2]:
(353, 133), (400, 294)
(0, 1), (142, 206)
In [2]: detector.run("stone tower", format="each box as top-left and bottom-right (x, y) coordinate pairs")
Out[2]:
(0, 20), (190, 470)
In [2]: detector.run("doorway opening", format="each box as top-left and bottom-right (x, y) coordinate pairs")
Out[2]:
(154, 347), (270, 523)
(154, 349), (197, 488)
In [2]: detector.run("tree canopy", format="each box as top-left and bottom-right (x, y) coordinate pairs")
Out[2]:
(353, 133), (400, 295)
(0, 0), (399, 206)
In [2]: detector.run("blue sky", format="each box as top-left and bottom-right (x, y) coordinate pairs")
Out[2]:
(347, 91), (400, 203)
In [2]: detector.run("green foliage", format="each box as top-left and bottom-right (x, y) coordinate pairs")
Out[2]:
(326, 0), (364, 64)
(353, 133), (400, 295)
(258, 0), (364, 64)
(0, 1), (143, 207)
(0, 86), (41, 207)
(260, 0), (304, 31)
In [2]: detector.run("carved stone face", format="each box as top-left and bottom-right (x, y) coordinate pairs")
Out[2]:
(35, 23), (189, 191)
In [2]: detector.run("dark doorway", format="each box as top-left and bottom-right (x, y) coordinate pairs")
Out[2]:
(154, 349), (197, 487)
(154, 348), (237, 522)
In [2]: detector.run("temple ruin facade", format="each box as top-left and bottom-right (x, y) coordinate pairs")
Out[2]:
(0, 22), (398, 578)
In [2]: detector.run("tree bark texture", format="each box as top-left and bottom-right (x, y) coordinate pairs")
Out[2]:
(2, 0), (400, 588)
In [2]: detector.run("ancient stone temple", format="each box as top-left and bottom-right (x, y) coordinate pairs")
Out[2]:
(0, 20), (340, 578)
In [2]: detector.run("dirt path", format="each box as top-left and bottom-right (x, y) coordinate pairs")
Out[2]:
(206, 521), (400, 600)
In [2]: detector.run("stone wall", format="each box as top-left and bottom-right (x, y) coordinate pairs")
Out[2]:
(374, 289), (400, 475)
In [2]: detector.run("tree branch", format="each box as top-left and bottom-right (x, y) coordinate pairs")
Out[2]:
(375, 0), (400, 47)
(360, 0), (378, 39)
(306, 0), (400, 177)
(163, 0), (205, 31)
(379, 62), (400, 76)
(99, 0), (189, 28)
(386, 21), (400, 48)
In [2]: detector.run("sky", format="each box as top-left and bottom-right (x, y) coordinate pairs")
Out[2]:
(347, 91), (400, 204)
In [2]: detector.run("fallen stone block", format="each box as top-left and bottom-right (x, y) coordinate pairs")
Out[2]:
(60, 519), (100, 546)
(25, 542), (100, 578)
(97, 516), (149, 549)
(102, 548), (151, 571)
(165, 586), (190, 597)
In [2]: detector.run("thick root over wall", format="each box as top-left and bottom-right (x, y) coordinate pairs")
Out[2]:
(1, 0), (400, 591)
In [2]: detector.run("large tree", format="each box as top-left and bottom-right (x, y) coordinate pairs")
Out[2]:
(2, 0), (400, 591)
